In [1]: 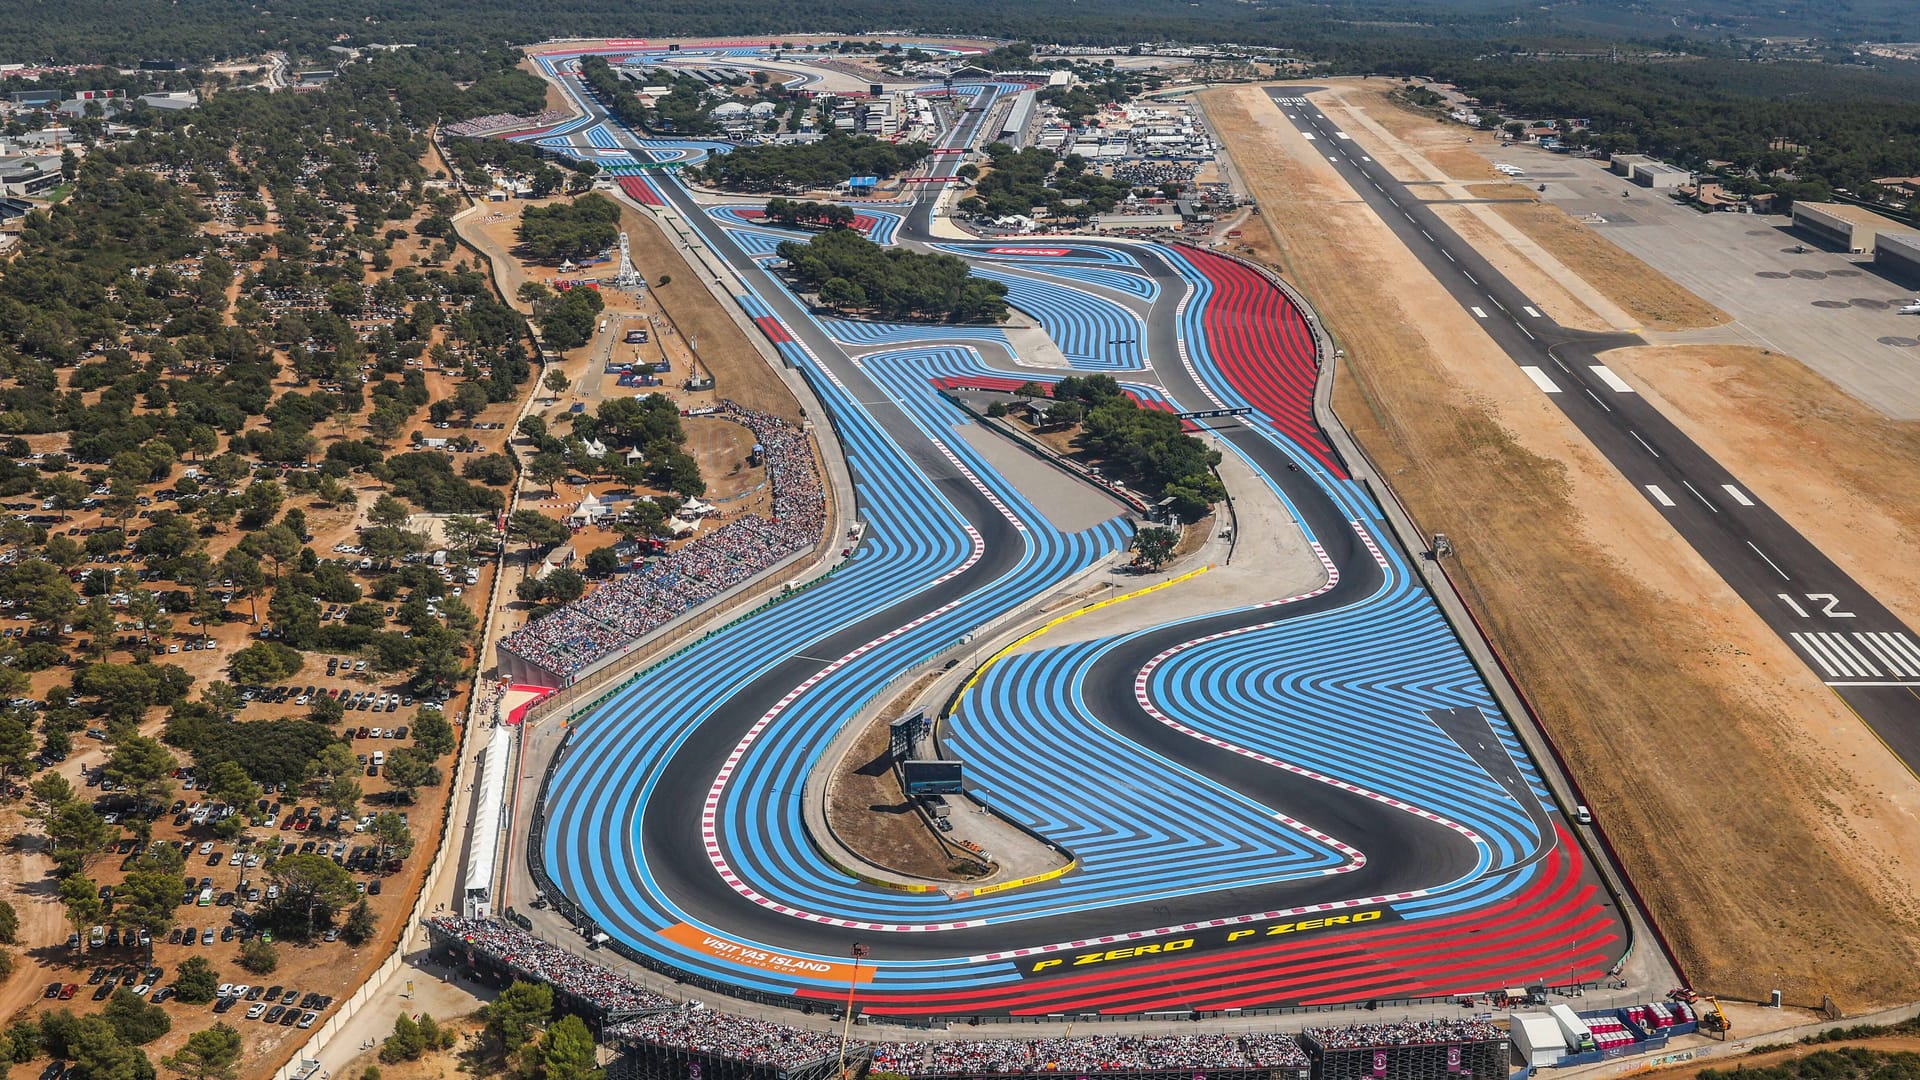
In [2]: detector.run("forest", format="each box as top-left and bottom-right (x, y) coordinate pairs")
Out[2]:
(697, 134), (932, 193)
(777, 230), (1010, 323)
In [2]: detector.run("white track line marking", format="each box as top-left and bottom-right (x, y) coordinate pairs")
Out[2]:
(1520, 366), (1560, 393)
(1589, 364), (1634, 393)
(1721, 484), (1753, 506)
(1645, 485), (1675, 507)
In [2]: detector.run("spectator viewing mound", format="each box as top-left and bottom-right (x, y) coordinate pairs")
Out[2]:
(496, 403), (825, 685)
(427, 917), (1312, 1080)
(697, 131), (931, 193)
(778, 229), (1010, 323)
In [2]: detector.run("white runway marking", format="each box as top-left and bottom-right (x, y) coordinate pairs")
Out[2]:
(1471, 306), (1488, 318)
(1721, 484), (1754, 506)
(1589, 365), (1634, 393)
(1681, 480), (1719, 512)
(1520, 366), (1561, 393)
(1336, 132), (1352, 140)
(1523, 306), (1542, 318)
(1302, 132), (1316, 141)
(1629, 430), (1657, 456)
(1645, 485), (1675, 507)
(1464, 272), (1478, 285)
(1747, 541), (1791, 580)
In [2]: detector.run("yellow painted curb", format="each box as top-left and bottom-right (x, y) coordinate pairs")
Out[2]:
(955, 857), (1080, 899)
(958, 565), (1214, 700)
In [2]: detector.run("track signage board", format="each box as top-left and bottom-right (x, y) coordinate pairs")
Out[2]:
(986, 247), (1072, 257)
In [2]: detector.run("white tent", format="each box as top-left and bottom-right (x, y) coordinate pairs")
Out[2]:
(567, 493), (607, 526)
(1510, 1013), (1567, 1067)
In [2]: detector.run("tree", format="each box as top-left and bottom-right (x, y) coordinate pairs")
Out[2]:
(379, 1015), (426, 1064)
(204, 760), (257, 810)
(527, 1014), (602, 1080)
(371, 811), (415, 858)
(0, 898), (15, 944)
(103, 735), (174, 803)
(269, 852), (358, 929)
(114, 865), (184, 940)
(239, 936), (278, 975)
(59, 876), (104, 951)
(411, 708), (454, 759)
(509, 509), (569, 550)
(1133, 525), (1180, 569)
(162, 1023), (243, 1080)
(227, 642), (303, 684)
(67, 1015), (151, 1080)
(324, 775), (363, 817)
(528, 452), (567, 496)
(48, 803), (113, 875)
(342, 898), (376, 946)
(104, 988), (172, 1045)
(543, 368), (571, 399)
(199, 681), (242, 722)
(481, 980), (554, 1057)
(369, 494), (412, 529)
(173, 957), (219, 1005)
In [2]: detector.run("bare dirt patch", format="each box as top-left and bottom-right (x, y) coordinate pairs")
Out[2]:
(1204, 81), (1920, 1010)
(1486, 199), (1729, 330)
(825, 671), (986, 882)
(1651, 1036), (1920, 1079)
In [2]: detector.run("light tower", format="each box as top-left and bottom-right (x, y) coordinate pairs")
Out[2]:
(611, 230), (645, 292)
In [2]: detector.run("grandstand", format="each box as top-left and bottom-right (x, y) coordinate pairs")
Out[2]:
(1299, 1021), (1507, 1080)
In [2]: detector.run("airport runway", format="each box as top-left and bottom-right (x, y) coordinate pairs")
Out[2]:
(1266, 88), (1920, 763)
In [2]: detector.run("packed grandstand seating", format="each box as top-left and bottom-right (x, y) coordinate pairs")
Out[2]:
(431, 917), (1316, 1075)
(608, 1007), (849, 1070)
(429, 916), (677, 1016)
(498, 403), (826, 681)
(1301, 1019), (1505, 1049)
(444, 109), (575, 137)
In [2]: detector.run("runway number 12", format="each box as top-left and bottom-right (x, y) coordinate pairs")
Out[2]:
(1779, 593), (1856, 618)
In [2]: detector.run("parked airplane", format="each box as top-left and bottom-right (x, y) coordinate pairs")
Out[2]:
(1900, 299), (1920, 315)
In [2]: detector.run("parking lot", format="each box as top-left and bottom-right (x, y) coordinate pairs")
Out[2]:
(1505, 145), (1920, 418)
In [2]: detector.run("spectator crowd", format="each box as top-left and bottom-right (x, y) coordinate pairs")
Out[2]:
(499, 403), (827, 682)
(444, 109), (575, 137)
(1302, 1018), (1505, 1049)
(428, 916), (677, 1016)
(429, 916), (1326, 1075)
(1110, 160), (1200, 187)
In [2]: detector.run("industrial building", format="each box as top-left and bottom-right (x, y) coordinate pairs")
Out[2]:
(1608, 153), (1650, 176)
(1792, 201), (1913, 254)
(0, 155), (61, 198)
(1871, 229), (1920, 286)
(1630, 160), (1689, 188)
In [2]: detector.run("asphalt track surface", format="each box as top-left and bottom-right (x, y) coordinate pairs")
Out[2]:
(1265, 89), (1920, 763)
(526, 51), (1629, 1016)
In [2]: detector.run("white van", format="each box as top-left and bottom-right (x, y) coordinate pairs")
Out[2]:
(371, 750), (386, 767)
(1573, 805), (1592, 825)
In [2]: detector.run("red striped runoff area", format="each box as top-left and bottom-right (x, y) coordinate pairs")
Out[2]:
(754, 317), (792, 344)
(1176, 246), (1344, 478)
(801, 827), (1616, 1016)
(616, 176), (664, 206)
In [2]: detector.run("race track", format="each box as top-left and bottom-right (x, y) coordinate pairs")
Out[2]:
(520, 48), (1631, 1017)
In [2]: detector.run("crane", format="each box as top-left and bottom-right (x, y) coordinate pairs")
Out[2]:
(1699, 996), (1731, 1039)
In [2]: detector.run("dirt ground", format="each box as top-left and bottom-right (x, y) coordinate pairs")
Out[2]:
(826, 671), (980, 882)
(1486, 199), (1730, 331)
(616, 203), (803, 422)
(1654, 1036), (1920, 1079)
(1201, 81), (1920, 1010)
